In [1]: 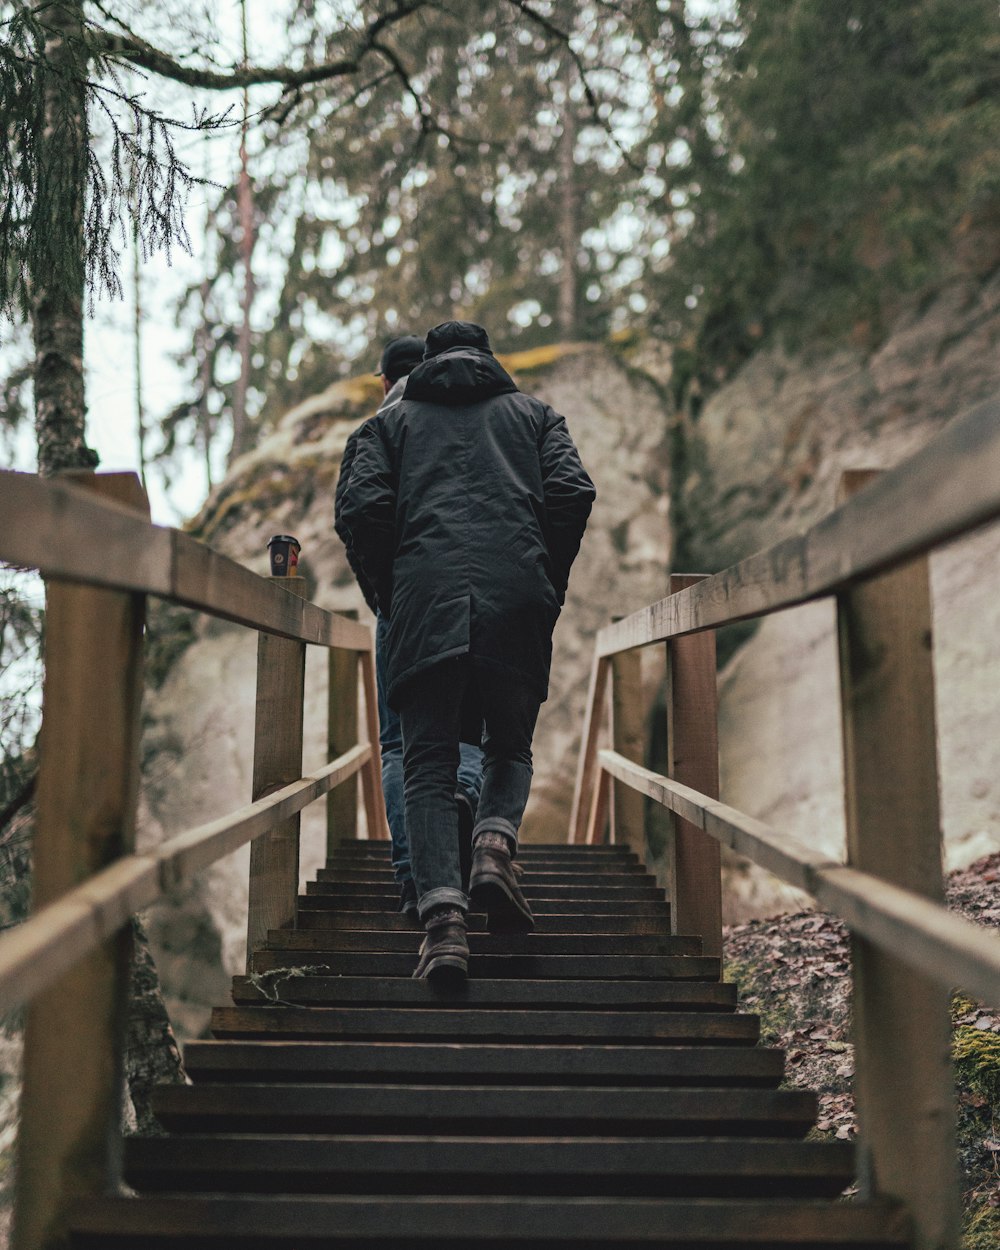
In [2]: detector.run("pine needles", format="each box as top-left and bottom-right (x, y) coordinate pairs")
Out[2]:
(0, 2), (234, 318)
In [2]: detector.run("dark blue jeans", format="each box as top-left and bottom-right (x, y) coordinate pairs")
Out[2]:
(376, 613), (483, 885)
(397, 655), (540, 918)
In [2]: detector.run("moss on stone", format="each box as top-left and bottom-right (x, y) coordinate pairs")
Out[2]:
(499, 342), (589, 375)
(953, 1025), (1000, 1103)
(723, 954), (798, 1047)
(964, 1203), (1000, 1250)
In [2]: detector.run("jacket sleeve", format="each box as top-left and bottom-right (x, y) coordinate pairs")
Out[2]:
(334, 423), (379, 615)
(337, 417), (397, 615)
(539, 406), (596, 604)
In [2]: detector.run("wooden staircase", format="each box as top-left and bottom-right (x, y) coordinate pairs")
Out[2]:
(69, 843), (911, 1247)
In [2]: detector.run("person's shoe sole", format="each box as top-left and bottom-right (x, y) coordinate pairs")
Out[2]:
(469, 871), (535, 934)
(414, 951), (468, 986)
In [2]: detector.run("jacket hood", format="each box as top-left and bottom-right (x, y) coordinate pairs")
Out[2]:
(403, 347), (518, 405)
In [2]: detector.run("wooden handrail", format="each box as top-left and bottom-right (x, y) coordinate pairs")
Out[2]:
(597, 748), (1000, 1007)
(0, 470), (371, 650)
(597, 392), (1000, 657)
(0, 745), (371, 1015)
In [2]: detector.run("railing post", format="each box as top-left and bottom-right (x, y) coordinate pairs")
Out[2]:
(14, 472), (147, 1250)
(569, 653), (611, 844)
(665, 573), (722, 960)
(245, 572), (307, 968)
(327, 610), (359, 852)
(610, 635), (644, 852)
(836, 470), (959, 1250)
(357, 644), (390, 839)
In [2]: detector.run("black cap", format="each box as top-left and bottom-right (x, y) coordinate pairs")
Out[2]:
(375, 335), (425, 383)
(424, 321), (492, 359)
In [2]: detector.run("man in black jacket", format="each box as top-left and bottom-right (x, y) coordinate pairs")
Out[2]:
(335, 335), (484, 918)
(339, 321), (595, 984)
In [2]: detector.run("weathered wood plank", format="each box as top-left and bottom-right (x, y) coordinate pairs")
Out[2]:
(68, 1193), (912, 1244)
(597, 393), (1000, 656)
(569, 654), (610, 843)
(597, 749), (1000, 1007)
(171, 531), (371, 650)
(327, 612), (359, 851)
(611, 643), (644, 852)
(14, 472), (147, 1250)
(247, 578), (307, 966)
(0, 470), (371, 649)
(666, 575), (722, 961)
(357, 648), (390, 839)
(836, 485), (959, 1250)
(160, 746), (371, 884)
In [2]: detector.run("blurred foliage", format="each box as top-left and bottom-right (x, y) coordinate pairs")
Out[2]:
(652, 0), (1000, 400)
(162, 0), (1000, 456)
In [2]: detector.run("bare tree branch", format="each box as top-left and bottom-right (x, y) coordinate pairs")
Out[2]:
(501, 0), (643, 173)
(91, 0), (428, 92)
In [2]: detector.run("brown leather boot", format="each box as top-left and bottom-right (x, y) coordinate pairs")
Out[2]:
(469, 832), (534, 933)
(412, 905), (469, 985)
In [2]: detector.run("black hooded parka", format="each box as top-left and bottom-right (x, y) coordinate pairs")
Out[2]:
(338, 345), (596, 710)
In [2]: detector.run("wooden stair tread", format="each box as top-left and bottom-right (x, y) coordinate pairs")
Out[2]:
(180, 1040), (788, 1085)
(209, 1005), (759, 1044)
(297, 900), (670, 920)
(318, 868), (659, 884)
(123, 1135), (855, 1196)
(229, 975), (738, 1009)
(249, 951), (721, 979)
(305, 881), (667, 899)
(294, 907), (672, 934)
(150, 1083), (818, 1134)
(262, 929), (700, 955)
(70, 1194), (910, 1246)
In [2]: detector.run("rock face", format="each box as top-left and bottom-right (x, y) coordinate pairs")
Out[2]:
(138, 343), (672, 1030)
(687, 271), (1000, 920)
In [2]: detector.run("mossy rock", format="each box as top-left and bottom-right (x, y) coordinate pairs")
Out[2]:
(964, 1203), (1000, 1250)
(953, 1025), (1000, 1103)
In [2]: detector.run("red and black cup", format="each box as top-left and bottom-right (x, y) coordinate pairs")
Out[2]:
(267, 534), (301, 577)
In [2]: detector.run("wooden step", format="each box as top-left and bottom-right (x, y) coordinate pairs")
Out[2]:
(302, 889), (671, 917)
(308, 879), (666, 898)
(263, 929), (700, 956)
(327, 850), (640, 860)
(249, 950), (721, 980)
(181, 1041), (787, 1086)
(318, 867), (658, 884)
(209, 1006), (760, 1045)
(294, 907), (672, 935)
(230, 976), (738, 1011)
(123, 1135), (856, 1198)
(152, 1082), (815, 1136)
(70, 1194), (910, 1246)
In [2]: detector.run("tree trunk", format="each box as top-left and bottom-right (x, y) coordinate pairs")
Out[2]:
(557, 106), (578, 340)
(230, 1), (255, 465)
(557, 43), (578, 341)
(32, 0), (98, 476)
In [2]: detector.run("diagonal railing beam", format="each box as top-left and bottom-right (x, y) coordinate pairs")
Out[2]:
(598, 748), (1000, 1009)
(0, 470), (371, 650)
(598, 394), (1000, 656)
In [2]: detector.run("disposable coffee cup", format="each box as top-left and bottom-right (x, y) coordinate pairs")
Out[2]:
(267, 534), (301, 577)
